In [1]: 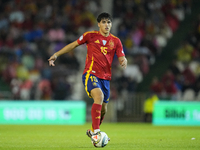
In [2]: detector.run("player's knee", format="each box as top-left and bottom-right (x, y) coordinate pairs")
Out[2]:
(98, 93), (104, 104)
(95, 92), (104, 103)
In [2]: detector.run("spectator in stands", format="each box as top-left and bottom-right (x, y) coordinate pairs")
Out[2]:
(9, 6), (25, 24)
(0, 0), (194, 100)
(168, 59), (181, 76)
(48, 24), (65, 42)
(52, 77), (71, 100)
(162, 69), (178, 99)
(177, 41), (194, 63)
(181, 64), (196, 92)
(150, 76), (164, 96)
(37, 79), (52, 100)
(0, 14), (9, 30)
(193, 76), (200, 97)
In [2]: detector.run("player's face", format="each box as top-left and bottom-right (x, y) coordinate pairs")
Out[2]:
(98, 18), (112, 36)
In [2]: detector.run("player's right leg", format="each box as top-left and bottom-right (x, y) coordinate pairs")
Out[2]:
(82, 73), (109, 141)
(90, 88), (104, 133)
(87, 129), (110, 141)
(82, 73), (103, 133)
(87, 102), (110, 141)
(85, 88), (103, 143)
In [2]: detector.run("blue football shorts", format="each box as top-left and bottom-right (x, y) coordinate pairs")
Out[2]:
(82, 72), (110, 103)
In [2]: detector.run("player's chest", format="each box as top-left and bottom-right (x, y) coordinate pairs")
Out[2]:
(88, 37), (116, 53)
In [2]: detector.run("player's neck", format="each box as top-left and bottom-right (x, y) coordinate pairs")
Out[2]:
(99, 30), (110, 37)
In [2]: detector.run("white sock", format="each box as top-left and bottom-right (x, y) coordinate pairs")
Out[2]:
(94, 129), (100, 134)
(90, 130), (94, 135)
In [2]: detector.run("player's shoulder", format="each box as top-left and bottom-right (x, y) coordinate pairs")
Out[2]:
(110, 33), (121, 42)
(83, 30), (99, 36)
(110, 33), (120, 40)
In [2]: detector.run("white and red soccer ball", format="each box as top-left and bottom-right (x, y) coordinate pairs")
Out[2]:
(91, 131), (109, 148)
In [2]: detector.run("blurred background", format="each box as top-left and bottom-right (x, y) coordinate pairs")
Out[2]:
(0, 0), (200, 124)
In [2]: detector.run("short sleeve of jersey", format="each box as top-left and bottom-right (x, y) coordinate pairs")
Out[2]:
(116, 38), (125, 57)
(77, 32), (89, 45)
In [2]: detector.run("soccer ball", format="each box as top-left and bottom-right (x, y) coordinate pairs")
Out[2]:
(91, 131), (109, 148)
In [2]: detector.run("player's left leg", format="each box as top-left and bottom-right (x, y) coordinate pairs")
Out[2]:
(100, 102), (108, 126)
(86, 100), (110, 141)
(89, 102), (107, 131)
(82, 73), (103, 137)
(99, 102), (110, 141)
(90, 88), (104, 133)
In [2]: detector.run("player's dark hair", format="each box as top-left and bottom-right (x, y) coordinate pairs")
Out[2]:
(97, 12), (112, 23)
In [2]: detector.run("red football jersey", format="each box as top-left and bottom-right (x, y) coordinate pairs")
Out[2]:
(77, 31), (125, 80)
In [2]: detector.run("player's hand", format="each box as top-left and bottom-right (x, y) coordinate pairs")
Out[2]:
(48, 54), (57, 66)
(120, 58), (127, 69)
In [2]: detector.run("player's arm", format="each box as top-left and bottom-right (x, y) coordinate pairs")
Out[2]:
(118, 56), (127, 69)
(48, 41), (79, 66)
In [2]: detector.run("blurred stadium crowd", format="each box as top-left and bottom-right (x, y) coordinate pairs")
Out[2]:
(0, 0), (199, 101)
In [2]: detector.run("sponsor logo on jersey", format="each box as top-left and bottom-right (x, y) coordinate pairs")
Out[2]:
(95, 40), (100, 43)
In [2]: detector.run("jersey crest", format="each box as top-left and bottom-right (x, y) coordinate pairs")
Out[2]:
(109, 40), (114, 49)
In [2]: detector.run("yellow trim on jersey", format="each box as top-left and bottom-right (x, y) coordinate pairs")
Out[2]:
(84, 31), (99, 36)
(110, 34), (118, 39)
(85, 56), (94, 98)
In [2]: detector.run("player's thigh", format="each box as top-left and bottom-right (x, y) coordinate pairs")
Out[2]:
(99, 79), (110, 103)
(90, 88), (104, 104)
(82, 73), (100, 97)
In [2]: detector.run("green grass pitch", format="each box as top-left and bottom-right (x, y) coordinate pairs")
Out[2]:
(0, 123), (199, 150)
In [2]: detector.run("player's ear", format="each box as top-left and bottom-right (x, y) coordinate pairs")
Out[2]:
(98, 23), (100, 28)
